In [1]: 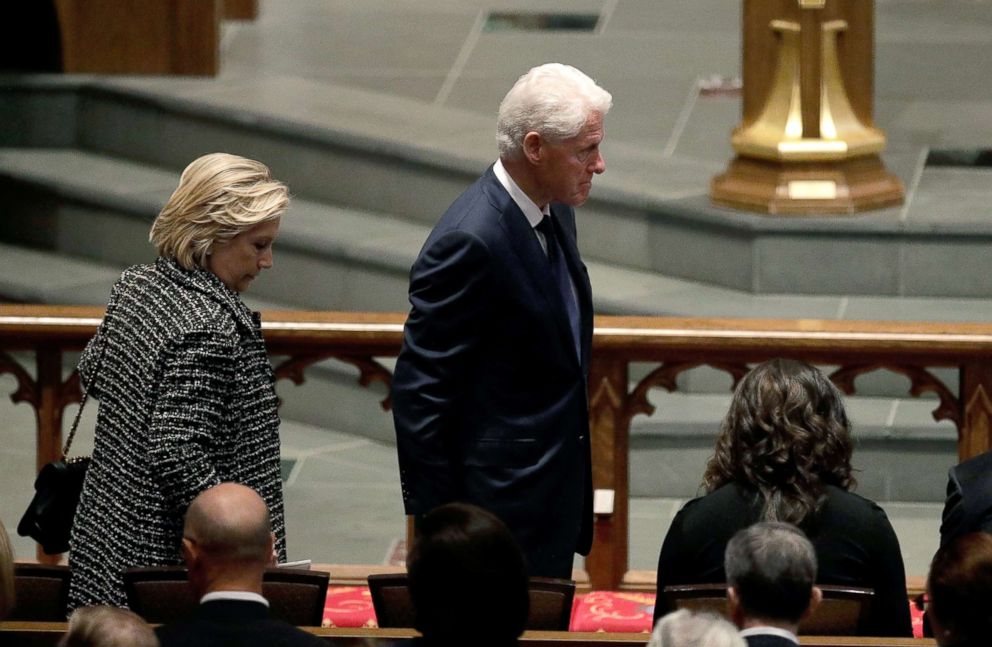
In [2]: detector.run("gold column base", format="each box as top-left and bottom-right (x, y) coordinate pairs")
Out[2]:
(710, 154), (905, 215)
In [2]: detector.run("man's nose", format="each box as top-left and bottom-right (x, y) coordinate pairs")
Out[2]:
(591, 151), (606, 174)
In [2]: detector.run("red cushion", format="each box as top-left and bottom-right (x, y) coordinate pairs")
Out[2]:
(322, 587), (918, 636)
(321, 587), (662, 633)
(322, 586), (378, 628)
(569, 591), (655, 633)
(910, 599), (924, 638)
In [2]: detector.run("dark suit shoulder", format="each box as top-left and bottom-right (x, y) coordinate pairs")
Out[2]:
(432, 166), (506, 234)
(155, 601), (324, 647)
(941, 452), (992, 546)
(951, 451), (992, 486)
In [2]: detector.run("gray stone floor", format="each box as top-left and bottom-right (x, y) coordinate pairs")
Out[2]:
(4, 0), (987, 582)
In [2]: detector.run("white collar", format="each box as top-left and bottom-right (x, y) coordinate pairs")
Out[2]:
(739, 626), (799, 644)
(200, 591), (269, 607)
(493, 158), (549, 229)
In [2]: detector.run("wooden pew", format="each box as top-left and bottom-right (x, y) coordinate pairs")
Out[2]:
(0, 623), (939, 647)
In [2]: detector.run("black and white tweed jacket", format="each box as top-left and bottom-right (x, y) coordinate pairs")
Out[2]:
(67, 257), (287, 611)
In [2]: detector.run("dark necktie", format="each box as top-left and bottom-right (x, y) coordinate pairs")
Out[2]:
(536, 214), (581, 360)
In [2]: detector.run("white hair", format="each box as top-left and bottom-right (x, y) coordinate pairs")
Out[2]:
(496, 63), (612, 158)
(648, 610), (746, 647)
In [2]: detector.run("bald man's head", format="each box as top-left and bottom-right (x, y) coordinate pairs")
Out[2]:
(184, 483), (272, 566)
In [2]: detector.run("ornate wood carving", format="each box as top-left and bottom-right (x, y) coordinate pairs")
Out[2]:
(273, 352), (394, 410)
(624, 361), (750, 422)
(960, 362), (992, 460)
(9, 306), (992, 588)
(0, 350), (38, 407)
(586, 357), (629, 591)
(60, 371), (84, 411)
(829, 363), (961, 428)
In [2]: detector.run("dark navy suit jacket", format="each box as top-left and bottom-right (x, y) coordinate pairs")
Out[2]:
(155, 599), (325, 647)
(392, 165), (594, 578)
(940, 451), (992, 547)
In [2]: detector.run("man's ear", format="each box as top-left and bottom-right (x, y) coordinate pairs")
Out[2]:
(522, 131), (543, 165)
(182, 537), (198, 567)
(726, 586), (745, 628)
(802, 586), (823, 621)
(268, 532), (277, 567)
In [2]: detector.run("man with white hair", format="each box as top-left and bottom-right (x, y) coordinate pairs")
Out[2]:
(392, 63), (612, 578)
(649, 610), (746, 647)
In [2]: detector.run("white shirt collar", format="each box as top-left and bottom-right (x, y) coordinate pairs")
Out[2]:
(493, 158), (549, 228)
(739, 626), (799, 644)
(200, 591), (269, 607)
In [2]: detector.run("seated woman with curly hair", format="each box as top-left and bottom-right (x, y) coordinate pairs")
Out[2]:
(652, 358), (911, 637)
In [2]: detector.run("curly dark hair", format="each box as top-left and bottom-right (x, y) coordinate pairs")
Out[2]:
(702, 358), (855, 526)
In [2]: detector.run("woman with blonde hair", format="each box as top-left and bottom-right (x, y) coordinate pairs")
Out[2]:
(653, 358), (911, 637)
(67, 153), (290, 611)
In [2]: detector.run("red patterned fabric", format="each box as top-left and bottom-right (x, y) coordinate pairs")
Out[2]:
(321, 586), (658, 632)
(569, 591), (655, 633)
(910, 599), (924, 638)
(322, 586), (378, 628)
(322, 587), (919, 636)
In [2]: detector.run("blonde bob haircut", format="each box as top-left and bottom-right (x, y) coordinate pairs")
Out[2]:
(150, 152), (289, 270)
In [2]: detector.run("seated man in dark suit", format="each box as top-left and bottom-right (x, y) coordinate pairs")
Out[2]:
(155, 483), (323, 647)
(939, 451), (992, 547)
(725, 522), (822, 647)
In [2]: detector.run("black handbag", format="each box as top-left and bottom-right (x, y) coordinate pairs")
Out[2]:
(18, 312), (111, 555)
(18, 455), (91, 554)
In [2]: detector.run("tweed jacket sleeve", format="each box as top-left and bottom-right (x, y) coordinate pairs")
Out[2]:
(148, 328), (238, 510)
(77, 275), (127, 398)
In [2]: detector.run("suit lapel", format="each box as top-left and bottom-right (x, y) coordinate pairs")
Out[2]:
(482, 169), (581, 367)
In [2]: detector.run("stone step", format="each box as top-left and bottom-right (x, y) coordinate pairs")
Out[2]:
(5, 147), (992, 322)
(0, 147), (844, 316)
(5, 78), (992, 297)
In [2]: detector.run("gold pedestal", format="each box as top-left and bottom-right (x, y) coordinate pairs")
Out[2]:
(711, 0), (904, 215)
(711, 154), (904, 215)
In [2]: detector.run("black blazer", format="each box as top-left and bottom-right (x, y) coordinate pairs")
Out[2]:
(392, 165), (594, 578)
(155, 599), (325, 647)
(653, 483), (913, 637)
(940, 451), (992, 547)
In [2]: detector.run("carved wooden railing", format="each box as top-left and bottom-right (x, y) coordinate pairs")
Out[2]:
(4, 305), (992, 590)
